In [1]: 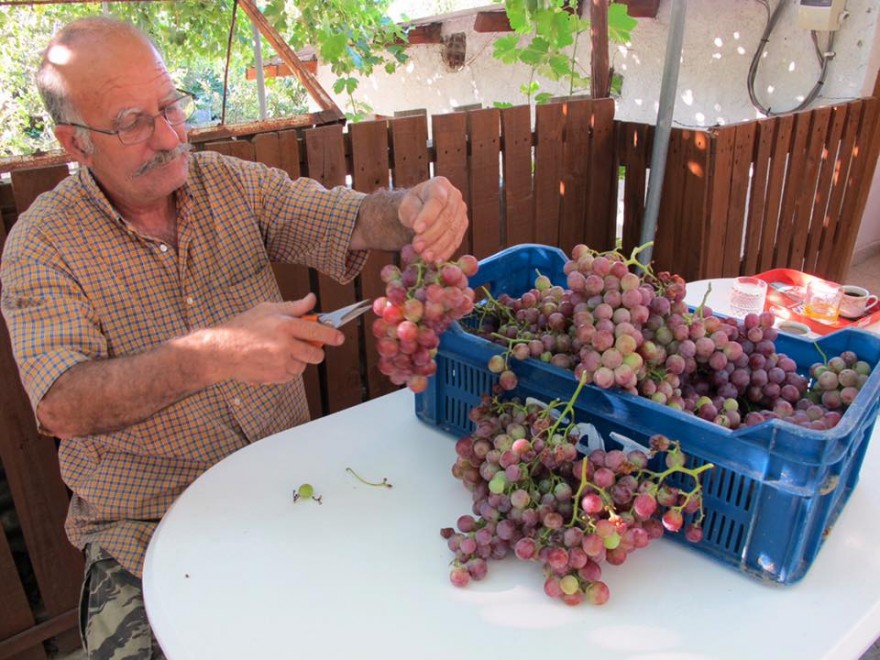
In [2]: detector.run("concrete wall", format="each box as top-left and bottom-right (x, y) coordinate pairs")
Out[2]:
(310, 0), (880, 250)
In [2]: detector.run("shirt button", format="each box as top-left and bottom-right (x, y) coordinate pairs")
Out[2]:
(159, 244), (169, 253)
(232, 397), (242, 407)
(186, 296), (195, 305)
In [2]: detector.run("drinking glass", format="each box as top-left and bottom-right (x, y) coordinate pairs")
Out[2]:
(728, 276), (767, 317)
(803, 279), (843, 324)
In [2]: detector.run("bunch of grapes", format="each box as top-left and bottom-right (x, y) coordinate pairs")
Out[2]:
(372, 245), (478, 393)
(443, 379), (712, 606)
(466, 242), (873, 431)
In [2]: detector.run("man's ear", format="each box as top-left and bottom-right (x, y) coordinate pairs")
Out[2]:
(54, 125), (93, 166)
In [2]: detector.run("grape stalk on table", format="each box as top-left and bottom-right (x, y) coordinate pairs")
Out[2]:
(467, 242), (873, 431)
(371, 244), (478, 393)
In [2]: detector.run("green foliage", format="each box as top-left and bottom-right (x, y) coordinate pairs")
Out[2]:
(0, 0), (638, 158)
(0, 0), (407, 157)
(491, 0), (636, 106)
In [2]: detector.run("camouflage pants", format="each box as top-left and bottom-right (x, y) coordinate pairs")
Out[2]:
(79, 544), (166, 659)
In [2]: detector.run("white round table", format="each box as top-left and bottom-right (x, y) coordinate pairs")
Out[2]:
(144, 389), (880, 660)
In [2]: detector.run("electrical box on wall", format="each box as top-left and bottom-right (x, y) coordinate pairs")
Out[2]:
(798, 0), (847, 31)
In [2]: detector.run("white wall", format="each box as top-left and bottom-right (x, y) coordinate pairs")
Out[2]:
(314, 0), (879, 125)
(310, 0), (880, 248)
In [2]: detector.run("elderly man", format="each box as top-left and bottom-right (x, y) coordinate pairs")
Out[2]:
(1, 15), (467, 659)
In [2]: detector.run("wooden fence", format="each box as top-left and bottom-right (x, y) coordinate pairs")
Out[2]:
(1, 95), (878, 658)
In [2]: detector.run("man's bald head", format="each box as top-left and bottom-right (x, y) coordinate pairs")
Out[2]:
(36, 17), (163, 127)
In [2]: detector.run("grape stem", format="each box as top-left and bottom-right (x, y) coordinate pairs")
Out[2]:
(568, 458), (614, 527)
(814, 342), (829, 365)
(346, 467), (393, 488)
(626, 241), (655, 274)
(546, 372), (589, 440)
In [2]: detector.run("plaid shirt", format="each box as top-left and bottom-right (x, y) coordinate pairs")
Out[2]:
(1, 150), (367, 576)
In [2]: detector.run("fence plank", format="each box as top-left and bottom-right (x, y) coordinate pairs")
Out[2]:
(653, 128), (687, 275)
(253, 129), (304, 180)
(585, 98), (618, 252)
(467, 109), (502, 259)
(0, 530), (46, 660)
(723, 123), (756, 276)
(803, 104), (848, 274)
(790, 106), (833, 271)
(704, 126), (735, 279)
(304, 125), (362, 414)
(432, 113), (472, 256)
(827, 98), (880, 282)
(390, 115), (431, 188)
(202, 139), (255, 161)
(0, 324), (83, 652)
(534, 103), (565, 248)
(757, 114), (794, 273)
(742, 119), (774, 275)
(350, 120), (398, 402)
(618, 122), (651, 256)
(500, 105), (535, 247)
(682, 130), (711, 282)
(773, 112), (812, 267)
(558, 100), (591, 253)
(10, 165), (69, 218)
(816, 101), (864, 277)
(252, 131), (321, 418)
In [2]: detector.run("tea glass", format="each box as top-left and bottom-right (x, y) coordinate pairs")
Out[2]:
(803, 279), (843, 324)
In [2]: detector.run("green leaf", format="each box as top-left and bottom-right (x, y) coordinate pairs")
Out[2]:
(505, 0), (530, 33)
(535, 92), (554, 105)
(609, 3), (638, 43)
(321, 31), (349, 62)
(548, 53), (572, 79)
(519, 37), (550, 66)
(493, 34), (522, 65)
(520, 80), (540, 96)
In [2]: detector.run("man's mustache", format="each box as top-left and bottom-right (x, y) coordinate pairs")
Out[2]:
(134, 142), (193, 177)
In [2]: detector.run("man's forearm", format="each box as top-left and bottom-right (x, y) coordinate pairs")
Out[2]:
(348, 189), (413, 252)
(37, 332), (220, 440)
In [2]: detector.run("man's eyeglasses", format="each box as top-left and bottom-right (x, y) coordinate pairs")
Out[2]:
(58, 91), (197, 145)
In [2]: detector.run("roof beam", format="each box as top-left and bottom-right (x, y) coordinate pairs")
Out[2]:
(236, 0), (343, 120)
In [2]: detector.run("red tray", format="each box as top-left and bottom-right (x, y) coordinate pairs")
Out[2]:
(756, 268), (880, 335)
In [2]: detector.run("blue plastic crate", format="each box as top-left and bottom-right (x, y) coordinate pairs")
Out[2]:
(415, 244), (880, 584)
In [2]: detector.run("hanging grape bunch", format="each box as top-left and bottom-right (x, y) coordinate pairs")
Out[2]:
(442, 378), (712, 606)
(372, 245), (478, 393)
(466, 242), (873, 431)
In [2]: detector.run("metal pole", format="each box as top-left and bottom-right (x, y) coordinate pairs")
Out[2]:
(638, 0), (688, 265)
(251, 20), (267, 120)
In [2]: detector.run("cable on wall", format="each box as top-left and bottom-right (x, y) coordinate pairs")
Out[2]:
(746, 0), (837, 116)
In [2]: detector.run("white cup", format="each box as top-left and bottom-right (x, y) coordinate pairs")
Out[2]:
(839, 284), (879, 319)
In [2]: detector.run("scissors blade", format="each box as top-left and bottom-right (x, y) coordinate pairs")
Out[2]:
(318, 299), (373, 328)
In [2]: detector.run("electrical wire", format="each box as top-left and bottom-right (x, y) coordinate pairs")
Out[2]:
(221, 0), (239, 126)
(746, 0), (836, 116)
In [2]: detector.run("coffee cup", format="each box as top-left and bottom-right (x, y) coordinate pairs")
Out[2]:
(839, 285), (879, 319)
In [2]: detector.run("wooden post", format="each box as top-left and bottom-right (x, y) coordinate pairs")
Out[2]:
(589, 0), (611, 99)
